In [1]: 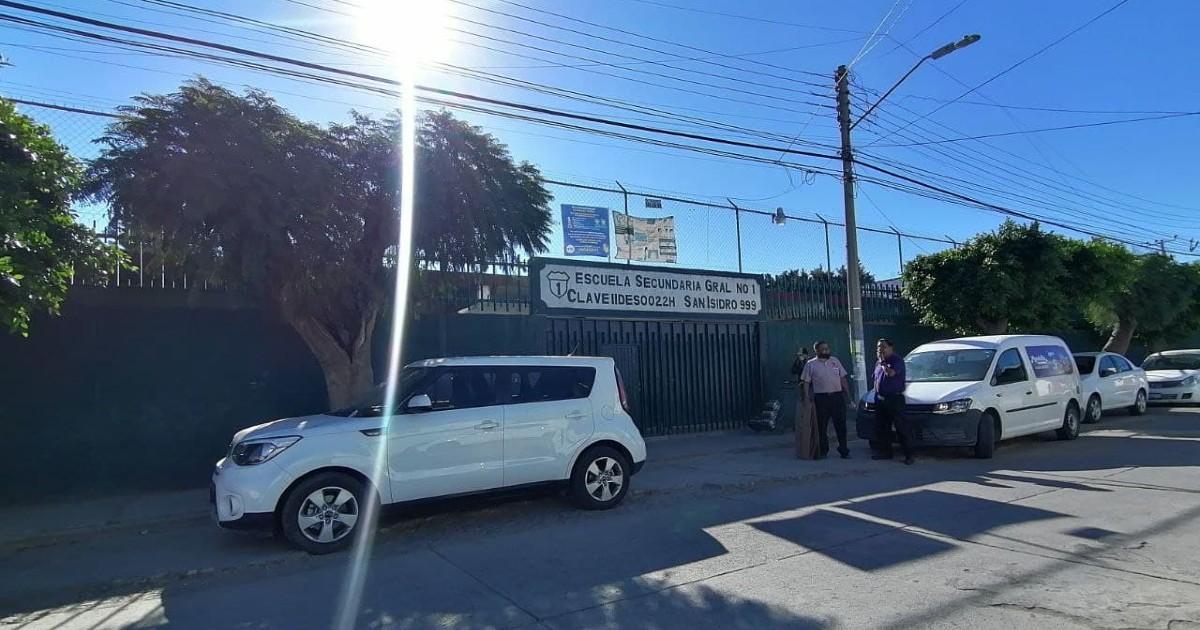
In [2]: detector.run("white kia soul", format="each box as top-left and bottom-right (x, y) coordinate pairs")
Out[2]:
(212, 356), (647, 554)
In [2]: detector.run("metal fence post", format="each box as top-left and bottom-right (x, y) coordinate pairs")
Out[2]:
(816, 214), (832, 272)
(728, 199), (743, 273)
(892, 226), (904, 276)
(615, 180), (630, 265)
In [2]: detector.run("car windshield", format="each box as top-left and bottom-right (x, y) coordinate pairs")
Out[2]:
(327, 367), (430, 417)
(1074, 355), (1097, 374)
(905, 349), (997, 383)
(1142, 354), (1200, 371)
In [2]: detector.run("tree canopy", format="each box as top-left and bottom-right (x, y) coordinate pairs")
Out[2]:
(765, 264), (876, 288)
(1087, 254), (1200, 354)
(901, 221), (1122, 335)
(0, 96), (116, 336)
(88, 79), (552, 407)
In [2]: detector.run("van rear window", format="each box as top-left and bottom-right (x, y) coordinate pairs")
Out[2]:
(1026, 345), (1075, 378)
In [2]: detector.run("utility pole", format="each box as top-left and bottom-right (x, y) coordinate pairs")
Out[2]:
(836, 64), (868, 400)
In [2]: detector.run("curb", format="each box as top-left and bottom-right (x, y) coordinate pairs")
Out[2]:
(0, 433), (802, 553)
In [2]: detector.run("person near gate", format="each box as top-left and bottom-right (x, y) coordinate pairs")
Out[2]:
(799, 341), (852, 459)
(872, 338), (915, 465)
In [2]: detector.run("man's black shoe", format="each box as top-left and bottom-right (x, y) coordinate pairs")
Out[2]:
(840, 451), (851, 459)
(904, 455), (916, 465)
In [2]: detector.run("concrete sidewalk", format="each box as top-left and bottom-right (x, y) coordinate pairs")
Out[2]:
(1, 428), (817, 550)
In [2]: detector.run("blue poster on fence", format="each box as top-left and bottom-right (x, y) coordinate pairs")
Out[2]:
(561, 204), (611, 257)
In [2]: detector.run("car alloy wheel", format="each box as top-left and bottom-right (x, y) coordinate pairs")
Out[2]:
(1132, 390), (1147, 415)
(584, 456), (625, 503)
(1086, 396), (1102, 423)
(297, 486), (359, 545)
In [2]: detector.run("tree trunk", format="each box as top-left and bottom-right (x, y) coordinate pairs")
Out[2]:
(288, 307), (379, 411)
(1102, 317), (1138, 355)
(977, 318), (1008, 335)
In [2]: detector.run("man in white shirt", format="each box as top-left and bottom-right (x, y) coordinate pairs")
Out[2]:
(800, 341), (853, 459)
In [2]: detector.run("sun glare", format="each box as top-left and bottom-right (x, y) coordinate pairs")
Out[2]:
(356, 0), (453, 69)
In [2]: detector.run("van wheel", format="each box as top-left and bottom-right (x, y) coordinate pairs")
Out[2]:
(1084, 395), (1102, 424)
(1129, 390), (1147, 416)
(1056, 403), (1081, 441)
(280, 472), (371, 555)
(974, 412), (998, 459)
(570, 445), (631, 510)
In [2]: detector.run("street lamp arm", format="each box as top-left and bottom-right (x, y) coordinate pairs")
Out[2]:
(850, 56), (928, 131)
(849, 34), (981, 131)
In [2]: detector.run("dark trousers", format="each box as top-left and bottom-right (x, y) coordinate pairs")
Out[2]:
(813, 393), (849, 456)
(873, 393), (913, 458)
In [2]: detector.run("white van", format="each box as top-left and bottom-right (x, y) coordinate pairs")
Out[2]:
(212, 356), (647, 554)
(855, 335), (1083, 458)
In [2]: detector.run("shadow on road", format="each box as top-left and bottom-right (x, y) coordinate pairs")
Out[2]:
(3, 411), (1198, 629)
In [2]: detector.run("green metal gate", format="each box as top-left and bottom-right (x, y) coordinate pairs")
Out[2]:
(545, 318), (762, 436)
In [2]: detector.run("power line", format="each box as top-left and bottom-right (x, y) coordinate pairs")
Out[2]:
(865, 0), (1133, 146)
(899, 94), (1194, 116)
(5, 0), (1194, 255)
(452, 0), (833, 87)
(881, 0), (970, 58)
(847, 0), (913, 68)
(871, 112), (1200, 147)
(608, 0), (869, 35)
(8, 97), (119, 117)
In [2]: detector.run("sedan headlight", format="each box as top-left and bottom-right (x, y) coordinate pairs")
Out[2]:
(231, 436), (301, 466)
(1184, 376), (1200, 387)
(933, 399), (973, 414)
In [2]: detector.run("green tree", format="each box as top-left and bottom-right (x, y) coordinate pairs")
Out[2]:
(902, 221), (1115, 335)
(1087, 255), (1200, 354)
(0, 97), (117, 336)
(764, 264), (875, 288)
(88, 80), (551, 408)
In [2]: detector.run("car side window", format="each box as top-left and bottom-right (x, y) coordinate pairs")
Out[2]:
(1114, 356), (1134, 372)
(504, 367), (596, 404)
(1099, 356), (1120, 376)
(421, 368), (499, 411)
(992, 349), (1028, 386)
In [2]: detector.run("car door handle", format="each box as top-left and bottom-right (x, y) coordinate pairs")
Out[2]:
(475, 421), (500, 430)
(565, 411), (588, 419)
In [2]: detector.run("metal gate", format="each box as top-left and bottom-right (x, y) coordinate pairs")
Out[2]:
(545, 318), (762, 436)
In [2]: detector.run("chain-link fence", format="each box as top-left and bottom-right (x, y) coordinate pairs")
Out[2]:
(10, 99), (960, 322)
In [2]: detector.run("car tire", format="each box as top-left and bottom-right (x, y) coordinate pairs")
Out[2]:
(1129, 389), (1147, 416)
(1056, 403), (1081, 441)
(280, 472), (372, 555)
(1084, 395), (1102, 424)
(570, 445), (631, 511)
(974, 412), (998, 459)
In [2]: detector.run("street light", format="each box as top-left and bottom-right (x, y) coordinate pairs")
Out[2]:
(851, 35), (981, 131)
(835, 34), (980, 401)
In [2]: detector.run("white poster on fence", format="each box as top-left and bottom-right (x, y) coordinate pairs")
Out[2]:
(614, 212), (677, 263)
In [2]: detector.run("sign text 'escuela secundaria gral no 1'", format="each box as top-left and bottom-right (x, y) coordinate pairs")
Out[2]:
(537, 262), (762, 317)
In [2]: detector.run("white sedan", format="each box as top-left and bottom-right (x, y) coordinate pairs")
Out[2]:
(1142, 350), (1200, 405)
(1073, 352), (1149, 422)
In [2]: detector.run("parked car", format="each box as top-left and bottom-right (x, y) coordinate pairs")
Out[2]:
(212, 356), (647, 554)
(1072, 352), (1149, 422)
(856, 335), (1083, 459)
(1142, 349), (1200, 405)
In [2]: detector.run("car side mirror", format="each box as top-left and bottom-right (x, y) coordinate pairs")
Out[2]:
(406, 394), (433, 413)
(1100, 367), (1118, 377)
(993, 366), (1022, 386)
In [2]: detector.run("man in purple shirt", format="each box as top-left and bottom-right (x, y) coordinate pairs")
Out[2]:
(872, 338), (915, 465)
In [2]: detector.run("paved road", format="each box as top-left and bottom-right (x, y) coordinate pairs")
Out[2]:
(4, 408), (1200, 630)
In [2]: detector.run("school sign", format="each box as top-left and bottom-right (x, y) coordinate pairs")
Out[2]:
(531, 259), (763, 320)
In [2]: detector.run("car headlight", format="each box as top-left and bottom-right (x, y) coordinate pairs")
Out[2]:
(933, 399), (973, 414)
(1184, 376), (1200, 387)
(231, 436), (301, 466)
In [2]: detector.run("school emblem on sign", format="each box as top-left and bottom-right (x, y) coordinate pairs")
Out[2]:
(547, 271), (570, 299)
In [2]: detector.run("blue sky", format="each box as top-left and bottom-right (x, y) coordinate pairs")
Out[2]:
(3, 0), (1198, 279)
